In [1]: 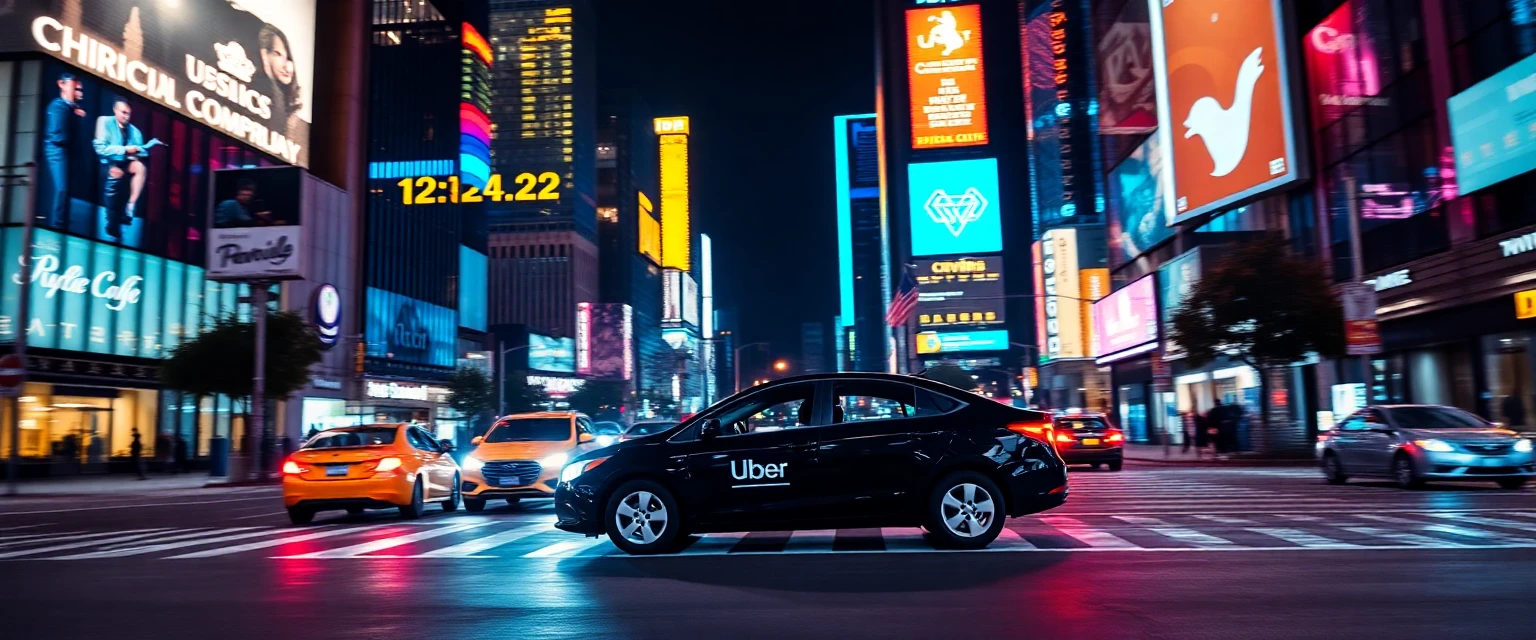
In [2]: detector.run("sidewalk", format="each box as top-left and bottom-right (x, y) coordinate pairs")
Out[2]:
(0, 473), (273, 498)
(1122, 443), (1317, 466)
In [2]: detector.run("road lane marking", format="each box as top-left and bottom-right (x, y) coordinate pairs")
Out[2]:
(413, 524), (553, 558)
(1425, 513), (1536, 534)
(169, 526), (384, 558)
(677, 532), (750, 555)
(0, 524), (51, 533)
(523, 537), (607, 558)
(992, 526), (1037, 549)
(0, 531), (83, 546)
(1421, 523), (1530, 543)
(0, 529), (178, 559)
(91, 527), (261, 551)
(1149, 528), (1236, 547)
(1247, 528), (1359, 548)
(277, 523), (487, 559)
(51, 527), (286, 559)
(1112, 516), (1174, 526)
(0, 495), (275, 516)
(1338, 526), (1463, 548)
(1038, 516), (1139, 548)
(1190, 515), (1257, 525)
(782, 529), (839, 553)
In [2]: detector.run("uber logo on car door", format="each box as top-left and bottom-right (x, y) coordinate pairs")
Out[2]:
(730, 459), (789, 488)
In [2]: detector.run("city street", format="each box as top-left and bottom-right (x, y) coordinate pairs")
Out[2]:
(1, 465), (1532, 639)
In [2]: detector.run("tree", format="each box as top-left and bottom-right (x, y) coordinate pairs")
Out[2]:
(1169, 237), (1345, 451)
(920, 363), (981, 394)
(566, 380), (628, 419)
(500, 378), (550, 416)
(447, 367), (495, 433)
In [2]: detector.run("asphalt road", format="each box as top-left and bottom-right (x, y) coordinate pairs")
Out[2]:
(1, 464), (1532, 639)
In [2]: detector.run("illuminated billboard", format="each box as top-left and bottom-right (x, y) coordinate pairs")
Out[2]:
(528, 333), (575, 373)
(908, 158), (1003, 257)
(458, 246), (487, 331)
(460, 21), (493, 188)
(915, 257), (1005, 328)
(577, 302), (633, 381)
(906, 5), (989, 149)
(1032, 228), (1086, 361)
(1106, 134), (1174, 265)
(662, 269), (683, 324)
(0, 227), (238, 358)
(1157, 247), (1202, 359)
(657, 116), (691, 270)
(364, 288), (457, 368)
(915, 329), (1009, 355)
(13, 0), (317, 166)
(1093, 274), (1159, 364)
(1148, 0), (1300, 222)
(638, 191), (662, 265)
(1450, 52), (1536, 195)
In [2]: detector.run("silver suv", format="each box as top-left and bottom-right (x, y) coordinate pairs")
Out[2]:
(1319, 405), (1534, 489)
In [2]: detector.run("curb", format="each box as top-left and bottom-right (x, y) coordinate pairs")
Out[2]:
(1125, 456), (1317, 467)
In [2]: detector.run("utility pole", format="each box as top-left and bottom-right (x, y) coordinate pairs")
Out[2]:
(5, 163), (37, 496)
(252, 282), (271, 481)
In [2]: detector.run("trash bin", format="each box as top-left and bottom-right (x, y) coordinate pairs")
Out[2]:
(208, 436), (229, 477)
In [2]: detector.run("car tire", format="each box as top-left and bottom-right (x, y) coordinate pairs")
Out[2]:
(1323, 452), (1348, 485)
(399, 479), (426, 519)
(1393, 453), (1424, 490)
(1497, 477), (1529, 490)
(924, 471), (1006, 550)
(345, 506), (365, 516)
(464, 497), (486, 512)
(1107, 460), (1123, 472)
(287, 507), (315, 525)
(442, 475), (461, 512)
(604, 480), (684, 555)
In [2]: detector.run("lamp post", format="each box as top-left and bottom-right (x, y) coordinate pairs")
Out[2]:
(497, 341), (533, 417)
(733, 342), (769, 396)
(2, 163), (35, 496)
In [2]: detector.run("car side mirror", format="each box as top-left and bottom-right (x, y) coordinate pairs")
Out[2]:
(438, 439), (455, 453)
(471, 436), (484, 446)
(699, 419), (722, 440)
(578, 432), (595, 444)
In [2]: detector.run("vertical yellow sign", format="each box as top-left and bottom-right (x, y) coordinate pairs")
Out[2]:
(657, 117), (691, 271)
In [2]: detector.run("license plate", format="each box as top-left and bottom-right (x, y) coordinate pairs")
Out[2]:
(1081, 438), (1101, 446)
(498, 477), (521, 487)
(326, 465), (349, 477)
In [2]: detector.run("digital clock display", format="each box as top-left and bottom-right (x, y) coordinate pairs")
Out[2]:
(397, 172), (561, 205)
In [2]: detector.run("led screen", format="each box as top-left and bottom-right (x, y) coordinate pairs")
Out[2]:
(528, 333), (574, 373)
(365, 288), (457, 368)
(1449, 51), (1536, 195)
(907, 158), (1003, 257)
(915, 329), (1009, 355)
(915, 256), (1005, 328)
(906, 4), (989, 149)
(1093, 274), (1159, 363)
(458, 246), (487, 331)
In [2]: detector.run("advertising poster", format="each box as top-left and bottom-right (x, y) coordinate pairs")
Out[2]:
(1340, 283), (1381, 356)
(528, 334), (575, 373)
(207, 167), (303, 280)
(11, 0), (317, 167)
(906, 4), (989, 149)
(1157, 247), (1202, 359)
(1148, 0), (1299, 222)
(915, 256), (1005, 328)
(1097, 0), (1158, 134)
(1106, 134), (1173, 265)
(0, 227), (237, 359)
(578, 303), (633, 381)
(907, 158), (1003, 257)
(365, 288), (457, 368)
(1449, 51), (1536, 195)
(915, 329), (1009, 355)
(1033, 228), (1085, 361)
(458, 246), (487, 331)
(1303, 0), (1386, 131)
(1093, 274), (1160, 364)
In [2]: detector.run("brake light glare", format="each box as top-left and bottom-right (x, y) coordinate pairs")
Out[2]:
(1007, 422), (1053, 437)
(1106, 431), (1124, 443)
(374, 457), (403, 472)
(282, 460), (306, 475)
(1055, 432), (1076, 443)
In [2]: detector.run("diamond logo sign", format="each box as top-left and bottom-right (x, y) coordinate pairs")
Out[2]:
(907, 158), (1003, 257)
(924, 187), (989, 237)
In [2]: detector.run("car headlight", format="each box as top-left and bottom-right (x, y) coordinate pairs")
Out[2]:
(1414, 439), (1455, 453)
(1515, 439), (1534, 453)
(560, 456), (609, 484)
(595, 435), (617, 447)
(461, 456), (484, 472)
(539, 452), (569, 469)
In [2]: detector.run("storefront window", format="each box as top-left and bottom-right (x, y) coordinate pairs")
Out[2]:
(1483, 332), (1534, 427)
(1, 382), (158, 462)
(301, 398), (359, 435)
(1117, 384), (1148, 443)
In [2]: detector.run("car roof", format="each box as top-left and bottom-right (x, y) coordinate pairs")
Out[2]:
(323, 423), (406, 431)
(498, 411), (581, 420)
(1054, 413), (1108, 420)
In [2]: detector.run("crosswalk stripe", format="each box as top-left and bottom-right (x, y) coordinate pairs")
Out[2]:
(278, 523), (486, 559)
(1149, 528), (1236, 547)
(1426, 513), (1536, 534)
(0, 524), (50, 534)
(1337, 526), (1463, 548)
(879, 528), (933, 553)
(1247, 528), (1358, 548)
(1275, 515), (1323, 522)
(1191, 515), (1256, 525)
(992, 526), (1036, 549)
(1422, 523), (1529, 542)
(782, 529), (839, 553)
(678, 532), (749, 555)
(0, 531), (84, 547)
(413, 524), (554, 558)
(523, 537), (607, 558)
(1038, 516), (1139, 548)
(93, 527), (259, 551)
(169, 526), (385, 558)
(0, 529), (177, 559)
(1113, 516), (1174, 526)
(52, 528), (284, 560)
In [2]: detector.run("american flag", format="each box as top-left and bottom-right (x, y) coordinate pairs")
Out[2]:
(885, 271), (920, 327)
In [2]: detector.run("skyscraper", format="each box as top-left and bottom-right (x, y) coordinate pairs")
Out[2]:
(834, 113), (890, 372)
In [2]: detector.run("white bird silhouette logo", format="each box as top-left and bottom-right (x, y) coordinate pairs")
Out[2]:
(1183, 47), (1265, 177)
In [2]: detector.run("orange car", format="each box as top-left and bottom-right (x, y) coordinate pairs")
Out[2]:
(459, 411), (597, 511)
(282, 423), (462, 525)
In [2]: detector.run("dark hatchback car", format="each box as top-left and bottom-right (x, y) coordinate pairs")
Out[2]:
(553, 373), (1068, 554)
(1051, 413), (1124, 471)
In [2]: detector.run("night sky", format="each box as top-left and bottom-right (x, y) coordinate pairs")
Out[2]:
(596, 0), (875, 359)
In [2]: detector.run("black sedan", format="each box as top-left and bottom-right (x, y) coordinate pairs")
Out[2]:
(553, 373), (1068, 554)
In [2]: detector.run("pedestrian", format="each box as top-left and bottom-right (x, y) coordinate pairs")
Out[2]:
(1181, 412), (1196, 455)
(1203, 401), (1225, 455)
(129, 428), (146, 480)
(173, 433), (189, 475)
(1502, 393), (1527, 427)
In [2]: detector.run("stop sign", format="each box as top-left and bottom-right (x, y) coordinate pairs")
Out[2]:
(0, 353), (25, 389)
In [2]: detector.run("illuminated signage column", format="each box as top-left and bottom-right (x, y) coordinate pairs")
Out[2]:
(656, 117), (692, 271)
(460, 22), (494, 188)
(906, 4), (990, 149)
(1031, 228), (1086, 360)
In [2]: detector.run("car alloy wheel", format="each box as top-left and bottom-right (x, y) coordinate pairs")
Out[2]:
(1394, 455), (1422, 489)
(442, 475), (461, 512)
(614, 490), (668, 545)
(940, 482), (996, 538)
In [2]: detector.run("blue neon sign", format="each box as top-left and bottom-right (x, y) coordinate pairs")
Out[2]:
(907, 158), (1004, 257)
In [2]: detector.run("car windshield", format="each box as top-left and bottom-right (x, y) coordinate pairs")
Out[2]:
(485, 418), (571, 442)
(1387, 406), (1490, 429)
(592, 421), (624, 435)
(303, 427), (397, 449)
(627, 422), (675, 435)
(1056, 418), (1108, 431)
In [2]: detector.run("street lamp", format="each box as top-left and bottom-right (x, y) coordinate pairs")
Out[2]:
(497, 341), (534, 417)
(734, 342), (769, 395)
(773, 359), (789, 372)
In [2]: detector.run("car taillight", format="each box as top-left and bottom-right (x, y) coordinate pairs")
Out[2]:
(282, 460), (306, 475)
(1055, 432), (1076, 443)
(1007, 422), (1053, 438)
(1106, 430), (1124, 443)
(374, 457), (402, 472)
